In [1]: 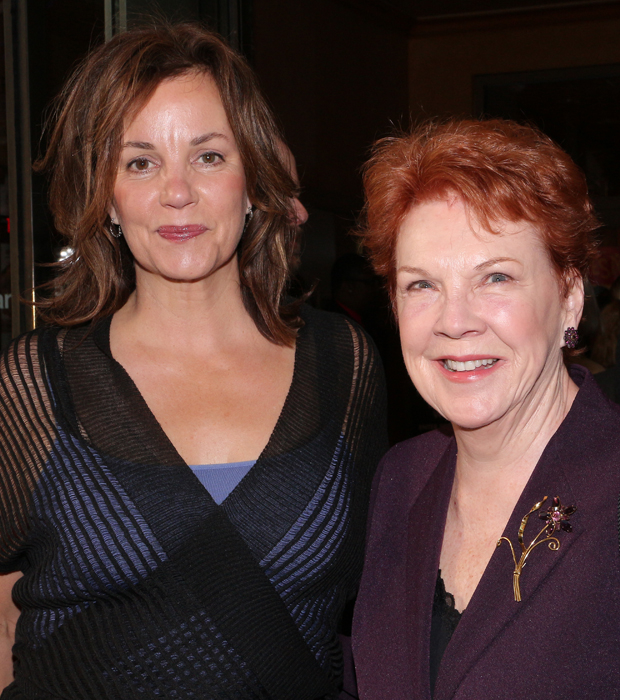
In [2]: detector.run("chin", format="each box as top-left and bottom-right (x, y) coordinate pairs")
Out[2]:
(449, 415), (496, 431)
(431, 395), (504, 431)
(149, 258), (228, 283)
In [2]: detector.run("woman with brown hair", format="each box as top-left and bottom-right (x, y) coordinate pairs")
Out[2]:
(352, 119), (620, 699)
(0, 23), (386, 699)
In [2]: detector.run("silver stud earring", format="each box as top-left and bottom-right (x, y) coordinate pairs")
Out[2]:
(110, 219), (123, 238)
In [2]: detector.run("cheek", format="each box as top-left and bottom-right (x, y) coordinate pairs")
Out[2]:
(396, 291), (436, 323)
(113, 186), (155, 224)
(397, 323), (439, 408)
(397, 294), (437, 343)
(212, 173), (248, 209)
(397, 302), (435, 379)
(485, 297), (529, 336)
(398, 322), (422, 360)
(485, 292), (563, 354)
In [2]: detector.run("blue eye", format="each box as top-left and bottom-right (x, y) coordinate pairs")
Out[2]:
(489, 273), (509, 283)
(407, 280), (433, 291)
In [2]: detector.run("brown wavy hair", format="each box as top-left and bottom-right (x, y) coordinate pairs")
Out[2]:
(35, 22), (301, 345)
(359, 118), (600, 304)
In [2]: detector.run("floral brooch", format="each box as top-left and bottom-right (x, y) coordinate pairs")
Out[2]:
(497, 496), (576, 602)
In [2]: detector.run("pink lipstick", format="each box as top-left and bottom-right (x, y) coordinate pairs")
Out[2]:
(157, 225), (207, 241)
(435, 355), (502, 383)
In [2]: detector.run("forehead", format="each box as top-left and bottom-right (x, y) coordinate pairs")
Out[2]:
(123, 71), (230, 136)
(396, 198), (549, 271)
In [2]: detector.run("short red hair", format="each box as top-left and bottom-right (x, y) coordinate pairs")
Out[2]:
(360, 119), (600, 301)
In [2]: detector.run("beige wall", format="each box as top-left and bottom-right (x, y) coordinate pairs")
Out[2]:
(409, 5), (620, 120)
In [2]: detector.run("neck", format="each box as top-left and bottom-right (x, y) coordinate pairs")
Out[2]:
(453, 361), (578, 500)
(113, 259), (261, 354)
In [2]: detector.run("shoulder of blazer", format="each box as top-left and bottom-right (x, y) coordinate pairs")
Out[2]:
(367, 428), (454, 540)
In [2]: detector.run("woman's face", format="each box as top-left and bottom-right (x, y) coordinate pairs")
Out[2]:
(110, 71), (250, 286)
(395, 197), (583, 430)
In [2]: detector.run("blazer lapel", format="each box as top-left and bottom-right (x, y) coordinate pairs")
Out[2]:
(406, 441), (457, 700)
(435, 439), (584, 700)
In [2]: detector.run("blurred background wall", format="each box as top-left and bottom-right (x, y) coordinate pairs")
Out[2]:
(4, 0), (620, 329)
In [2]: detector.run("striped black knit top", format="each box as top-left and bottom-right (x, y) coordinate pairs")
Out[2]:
(0, 305), (387, 700)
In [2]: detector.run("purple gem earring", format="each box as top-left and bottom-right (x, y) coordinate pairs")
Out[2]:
(564, 326), (578, 349)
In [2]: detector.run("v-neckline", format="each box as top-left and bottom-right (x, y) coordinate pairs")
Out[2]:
(405, 395), (584, 700)
(93, 315), (302, 505)
(53, 317), (341, 700)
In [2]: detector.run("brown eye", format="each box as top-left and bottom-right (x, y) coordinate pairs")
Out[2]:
(127, 157), (152, 172)
(199, 152), (221, 164)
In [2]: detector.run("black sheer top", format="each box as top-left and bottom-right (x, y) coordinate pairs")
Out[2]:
(0, 308), (388, 700)
(430, 570), (462, 697)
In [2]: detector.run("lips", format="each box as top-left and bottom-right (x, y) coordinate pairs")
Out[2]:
(157, 225), (207, 241)
(435, 355), (502, 383)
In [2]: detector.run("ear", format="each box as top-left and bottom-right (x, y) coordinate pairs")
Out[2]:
(108, 204), (118, 223)
(562, 272), (584, 331)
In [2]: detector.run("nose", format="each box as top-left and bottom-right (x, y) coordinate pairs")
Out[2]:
(292, 197), (308, 227)
(434, 288), (486, 339)
(159, 166), (197, 209)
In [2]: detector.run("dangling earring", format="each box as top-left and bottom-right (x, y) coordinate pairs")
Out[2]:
(110, 219), (122, 239)
(243, 205), (254, 233)
(564, 326), (578, 349)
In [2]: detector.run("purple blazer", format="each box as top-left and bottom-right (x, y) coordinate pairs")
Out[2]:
(353, 367), (620, 699)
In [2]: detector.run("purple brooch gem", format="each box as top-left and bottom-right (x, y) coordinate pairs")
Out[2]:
(539, 496), (576, 537)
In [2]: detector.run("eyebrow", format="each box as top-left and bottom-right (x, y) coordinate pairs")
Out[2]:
(396, 265), (430, 276)
(397, 258), (520, 277)
(190, 132), (229, 147)
(121, 132), (229, 150)
(474, 257), (520, 271)
(122, 141), (155, 150)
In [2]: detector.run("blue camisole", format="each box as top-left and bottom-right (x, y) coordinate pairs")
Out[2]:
(189, 460), (256, 504)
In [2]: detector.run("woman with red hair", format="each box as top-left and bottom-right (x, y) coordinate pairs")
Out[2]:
(352, 119), (620, 699)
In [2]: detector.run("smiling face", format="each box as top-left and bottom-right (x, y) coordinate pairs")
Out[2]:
(110, 71), (250, 287)
(395, 198), (583, 430)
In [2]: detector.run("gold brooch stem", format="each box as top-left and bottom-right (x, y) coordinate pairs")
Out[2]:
(513, 570), (521, 602)
(497, 496), (570, 603)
